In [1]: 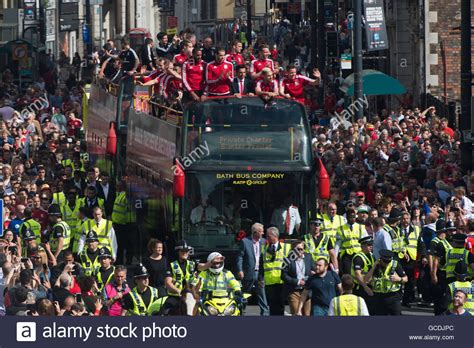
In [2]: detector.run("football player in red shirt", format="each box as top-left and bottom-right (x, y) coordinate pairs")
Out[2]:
(250, 44), (275, 80)
(225, 40), (245, 69)
(173, 39), (193, 66)
(279, 65), (320, 104)
(182, 48), (207, 102)
(255, 68), (279, 102)
(203, 47), (234, 97)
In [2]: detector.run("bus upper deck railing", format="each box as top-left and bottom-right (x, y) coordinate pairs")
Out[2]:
(96, 76), (299, 127)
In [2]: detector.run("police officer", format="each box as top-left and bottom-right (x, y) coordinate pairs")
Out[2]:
(304, 218), (339, 270)
(430, 220), (452, 315)
(445, 261), (474, 315)
(383, 208), (403, 257)
(47, 204), (71, 262)
(365, 249), (408, 315)
(20, 229), (44, 257)
(112, 181), (136, 265)
(78, 231), (101, 277)
(399, 211), (426, 307)
(94, 247), (115, 292)
(61, 189), (81, 254)
(351, 236), (375, 313)
(197, 252), (241, 293)
(77, 207), (117, 258)
(317, 202), (345, 245)
(336, 209), (366, 275)
(122, 264), (160, 316)
(19, 208), (42, 247)
(164, 240), (196, 298)
(445, 234), (474, 283)
(259, 227), (290, 315)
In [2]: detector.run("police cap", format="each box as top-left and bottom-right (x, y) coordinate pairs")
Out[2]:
(435, 219), (447, 233)
(452, 234), (467, 244)
(133, 264), (149, 278)
(85, 231), (99, 242)
(454, 261), (468, 277)
(445, 220), (456, 231)
(174, 240), (192, 251)
(98, 247), (112, 259)
(48, 204), (62, 217)
(359, 236), (374, 245)
(309, 218), (323, 226)
(387, 208), (402, 222)
(23, 229), (36, 241)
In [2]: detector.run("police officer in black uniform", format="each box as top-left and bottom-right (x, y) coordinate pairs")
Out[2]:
(352, 236), (375, 313)
(430, 220), (452, 315)
(94, 247), (115, 291)
(122, 264), (160, 316)
(365, 249), (408, 315)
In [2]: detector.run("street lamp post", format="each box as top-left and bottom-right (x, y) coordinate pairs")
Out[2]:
(310, 0), (317, 66)
(247, 0), (252, 46)
(353, 0), (364, 119)
(460, 0), (472, 171)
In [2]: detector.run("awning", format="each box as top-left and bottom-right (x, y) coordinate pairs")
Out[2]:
(340, 69), (407, 96)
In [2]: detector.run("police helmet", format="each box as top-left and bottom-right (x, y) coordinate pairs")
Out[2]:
(48, 204), (62, 217)
(133, 264), (149, 278)
(175, 240), (192, 252)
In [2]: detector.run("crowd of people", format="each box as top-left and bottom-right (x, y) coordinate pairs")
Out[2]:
(0, 22), (472, 317)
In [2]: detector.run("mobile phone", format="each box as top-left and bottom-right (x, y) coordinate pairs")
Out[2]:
(21, 257), (29, 263)
(75, 294), (82, 303)
(42, 263), (48, 272)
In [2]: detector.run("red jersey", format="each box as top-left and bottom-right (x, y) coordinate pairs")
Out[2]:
(250, 59), (274, 77)
(256, 80), (278, 94)
(67, 118), (82, 137)
(31, 208), (49, 233)
(225, 53), (244, 67)
(173, 52), (189, 66)
(142, 69), (162, 83)
(279, 75), (314, 102)
(182, 59), (207, 93)
(205, 60), (234, 95)
(164, 76), (183, 99)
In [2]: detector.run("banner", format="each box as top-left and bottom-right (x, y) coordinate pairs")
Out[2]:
(363, 0), (389, 51)
(4, 317), (473, 348)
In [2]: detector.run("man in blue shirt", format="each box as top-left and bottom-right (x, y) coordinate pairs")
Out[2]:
(297, 258), (342, 316)
(8, 204), (25, 236)
(372, 217), (392, 259)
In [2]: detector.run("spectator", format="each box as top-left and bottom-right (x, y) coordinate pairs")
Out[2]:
(298, 258), (342, 316)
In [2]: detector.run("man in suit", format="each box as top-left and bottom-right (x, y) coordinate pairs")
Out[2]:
(97, 173), (116, 218)
(236, 223), (269, 316)
(140, 38), (156, 71)
(282, 240), (314, 316)
(231, 65), (255, 97)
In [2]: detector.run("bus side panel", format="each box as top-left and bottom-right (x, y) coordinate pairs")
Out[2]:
(87, 83), (117, 172)
(126, 108), (181, 253)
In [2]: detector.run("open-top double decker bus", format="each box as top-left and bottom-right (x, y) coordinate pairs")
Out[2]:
(88, 82), (316, 264)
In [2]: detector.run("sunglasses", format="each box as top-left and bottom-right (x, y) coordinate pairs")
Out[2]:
(296, 248), (304, 252)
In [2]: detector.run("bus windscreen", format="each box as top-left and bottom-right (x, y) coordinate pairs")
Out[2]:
(184, 98), (311, 166)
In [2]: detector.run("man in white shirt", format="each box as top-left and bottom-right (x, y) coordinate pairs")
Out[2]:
(190, 196), (220, 224)
(271, 196), (301, 236)
(77, 207), (117, 258)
